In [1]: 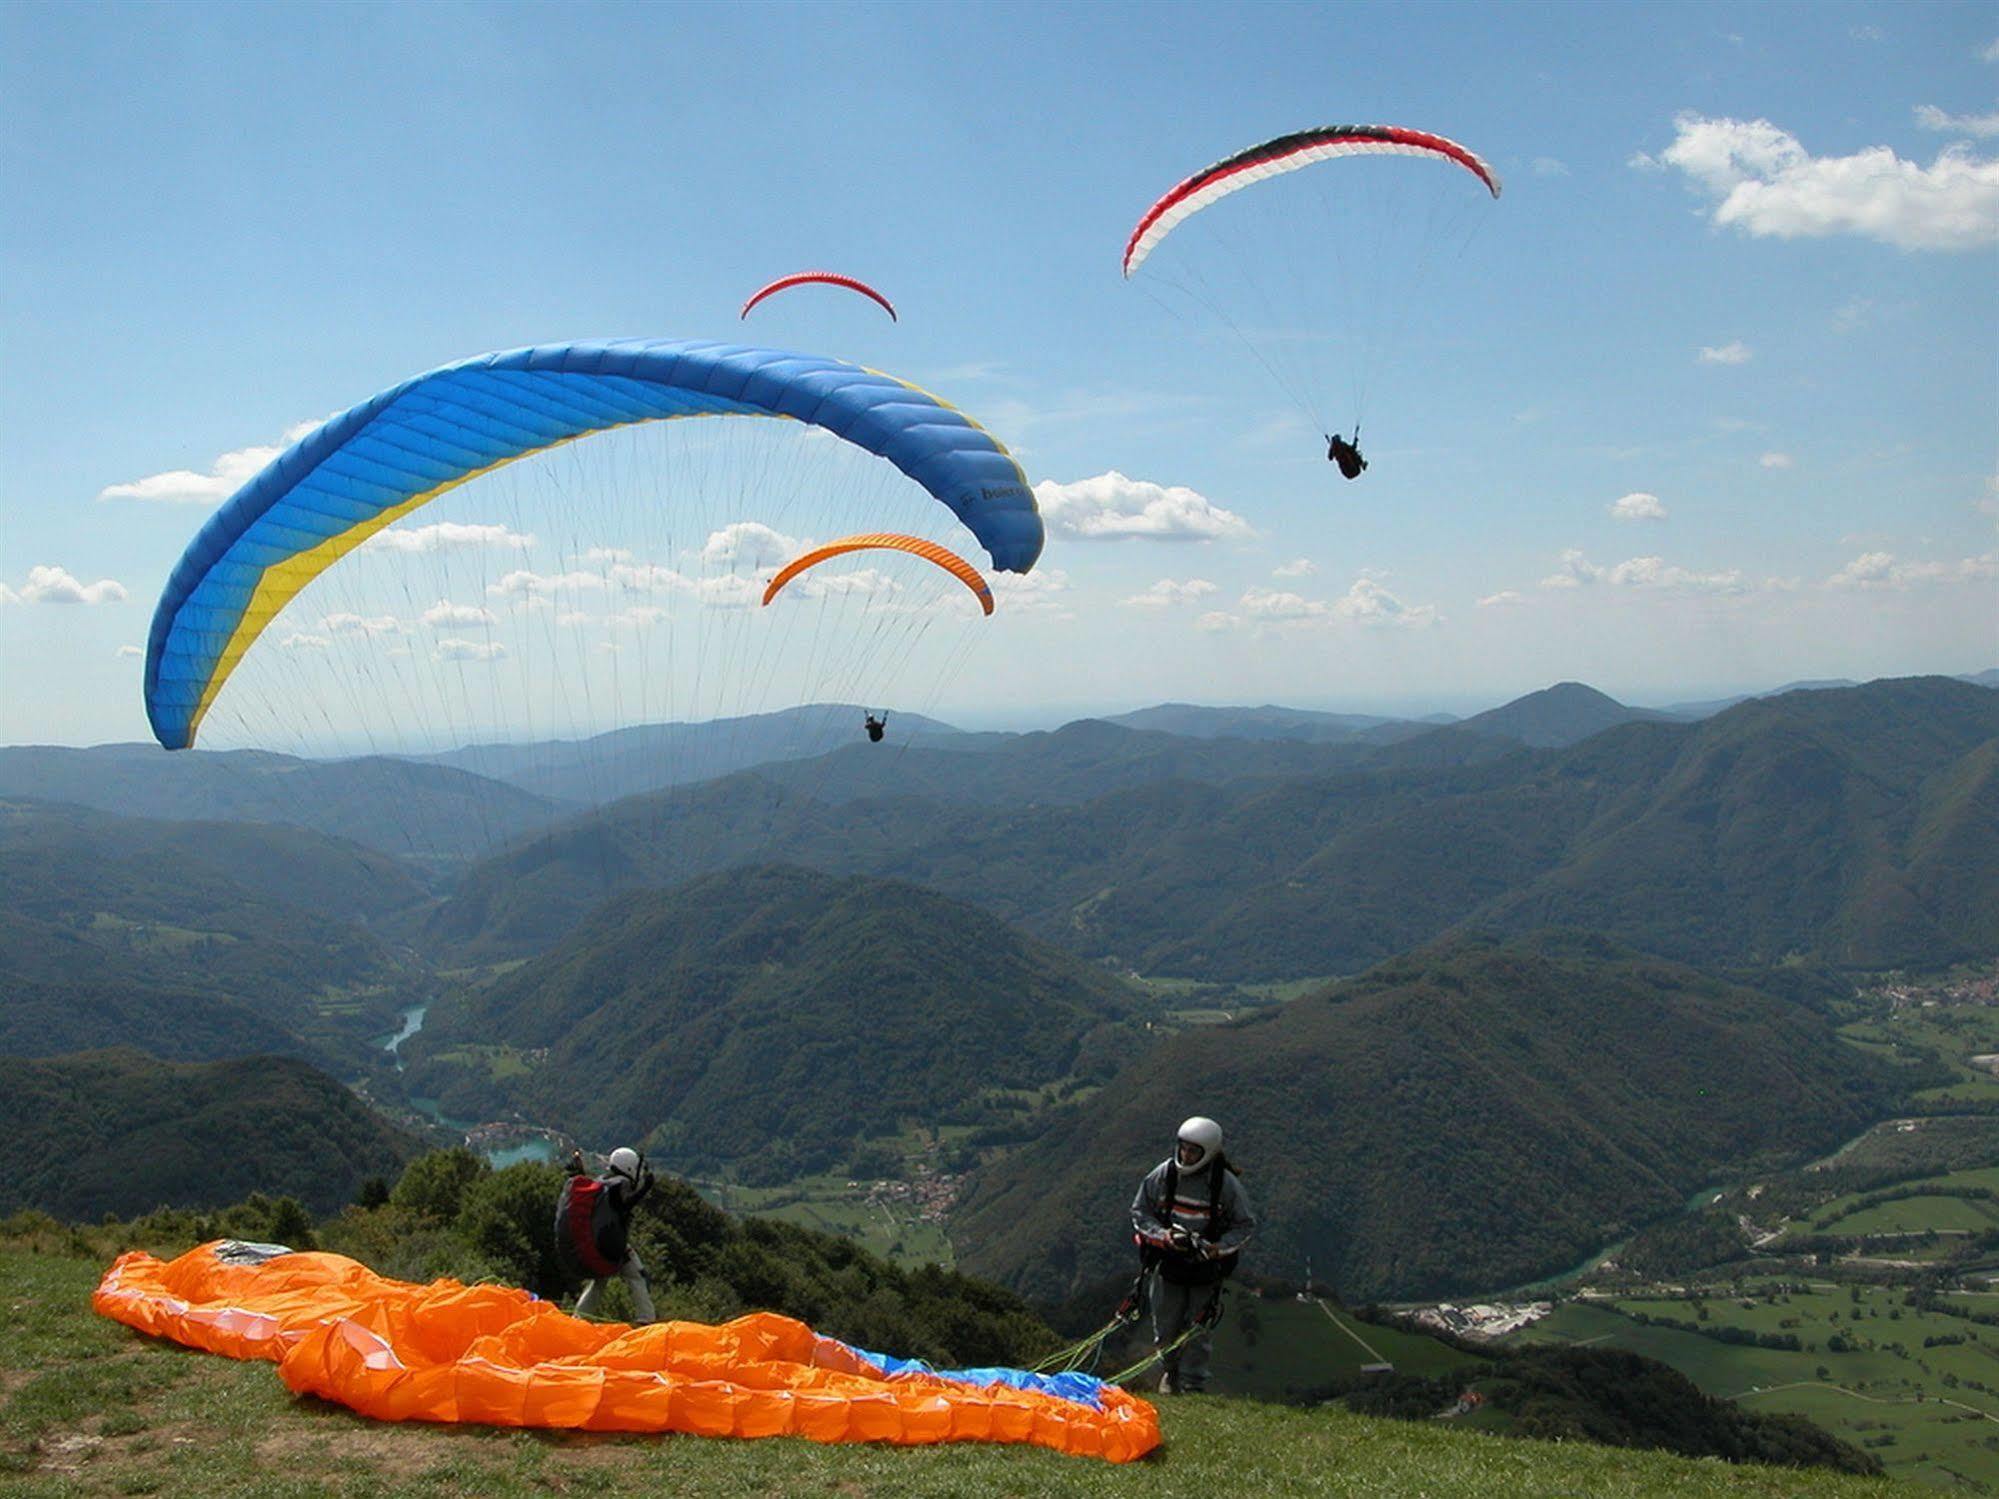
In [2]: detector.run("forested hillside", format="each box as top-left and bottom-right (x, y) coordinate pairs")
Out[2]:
(0, 800), (430, 1065)
(409, 866), (1144, 1179)
(952, 932), (1902, 1303)
(0, 1049), (421, 1217)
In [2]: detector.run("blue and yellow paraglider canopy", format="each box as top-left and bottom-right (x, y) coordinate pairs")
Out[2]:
(143, 339), (1042, 751)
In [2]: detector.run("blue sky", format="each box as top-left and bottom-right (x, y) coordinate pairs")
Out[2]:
(3, 0), (1994, 746)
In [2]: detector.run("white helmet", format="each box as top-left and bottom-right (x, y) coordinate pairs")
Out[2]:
(607, 1147), (643, 1181)
(1176, 1116), (1223, 1170)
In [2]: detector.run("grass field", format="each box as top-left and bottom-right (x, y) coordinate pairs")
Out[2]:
(0, 1250), (1929, 1498)
(1204, 1295), (1477, 1398)
(1836, 986), (1999, 1111)
(1522, 1287), (1999, 1492)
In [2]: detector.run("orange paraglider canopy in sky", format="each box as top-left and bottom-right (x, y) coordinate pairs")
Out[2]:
(762, 532), (994, 616)
(94, 1242), (1158, 1462)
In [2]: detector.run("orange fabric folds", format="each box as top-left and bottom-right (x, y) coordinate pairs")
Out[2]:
(94, 1242), (1159, 1462)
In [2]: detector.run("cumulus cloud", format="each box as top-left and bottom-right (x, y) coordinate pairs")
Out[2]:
(608, 561), (687, 591)
(785, 567), (905, 603)
(687, 574), (767, 610)
(366, 521), (534, 554)
(1760, 451), (1794, 470)
(1478, 590), (1527, 608)
(1120, 578), (1218, 609)
(489, 569), (610, 601)
(1195, 611), (1239, 633)
(97, 419), (323, 505)
(1240, 587), (1326, 621)
(116, 644), (143, 658)
(1826, 549), (1999, 588)
(1916, 105), (1999, 139)
(1033, 471), (1254, 542)
(1272, 557), (1318, 579)
(1232, 579), (1437, 629)
(1646, 111), (1999, 250)
(1698, 340), (1753, 365)
(701, 522), (799, 570)
(4, 565), (128, 605)
(436, 638), (508, 662)
(280, 632), (331, 650)
(1541, 549), (1746, 593)
(1532, 157), (1571, 177)
(989, 567), (1073, 615)
(321, 612), (401, 636)
(1609, 492), (1668, 522)
(420, 600), (496, 628)
(1331, 577), (1439, 628)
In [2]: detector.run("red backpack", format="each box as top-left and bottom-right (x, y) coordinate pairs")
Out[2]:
(554, 1175), (622, 1278)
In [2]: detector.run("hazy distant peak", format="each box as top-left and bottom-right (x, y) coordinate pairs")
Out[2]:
(1455, 681), (1660, 749)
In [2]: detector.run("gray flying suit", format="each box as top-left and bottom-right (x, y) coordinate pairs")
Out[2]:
(1130, 1159), (1256, 1391)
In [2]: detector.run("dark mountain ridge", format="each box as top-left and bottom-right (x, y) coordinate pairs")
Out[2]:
(431, 676), (1999, 981)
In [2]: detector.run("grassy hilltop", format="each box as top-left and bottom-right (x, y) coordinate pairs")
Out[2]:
(0, 1247), (1926, 1499)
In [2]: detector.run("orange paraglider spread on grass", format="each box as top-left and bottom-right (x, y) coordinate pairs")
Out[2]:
(93, 1242), (1159, 1462)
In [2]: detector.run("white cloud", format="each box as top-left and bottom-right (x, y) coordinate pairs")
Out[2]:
(611, 604), (670, 628)
(367, 521), (534, 554)
(1984, 38), (1999, 64)
(1826, 549), (1999, 588)
(1195, 611), (1240, 633)
(1649, 112), (1999, 250)
(688, 574), (766, 610)
(1916, 105), (1999, 139)
(701, 522), (799, 569)
(1759, 451), (1794, 470)
(989, 567), (1073, 615)
(1609, 492), (1669, 523)
(585, 546), (634, 564)
(1240, 587), (1326, 621)
(321, 612), (401, 636)
(1541, 549), (1747, 593)
(1832, 297), (1874, 333)
(1121, 578), (1218, 609)
(1698, 340), (1753, 365)
(116, 644), (143, 658)
(1033, 471), (1254, 542)
(280, 632), (331, 650)
(1331, 577), (1439, 628)
(420, 600), (496, 628)
(1532, 157), (1571, 177)
(489, 569), (610, 601)
(1272, 558), (1318, 579)
(608, 561), (687, 591)
(1233, 579), (1436, 629)
(4, 564), (128, 605)
(97, 419), (323, 505)
(789, 567), (902, 601)
(1851, 25), (1883, 43)
(436, 638), (508, 662)
(1478, 590), (1527, 608)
